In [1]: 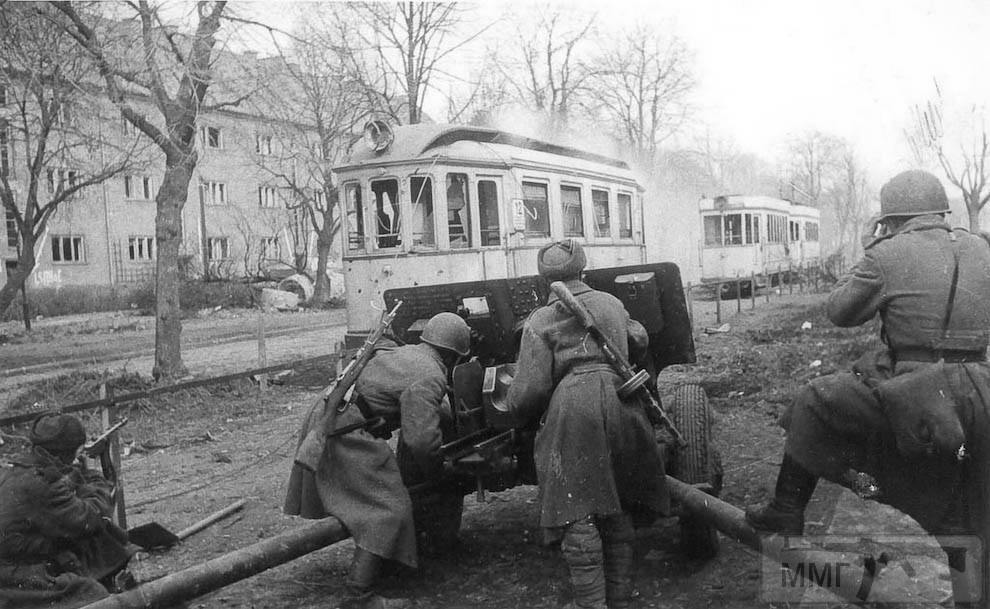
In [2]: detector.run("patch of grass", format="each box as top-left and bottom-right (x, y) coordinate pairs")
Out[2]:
(129, 280), (257, 315)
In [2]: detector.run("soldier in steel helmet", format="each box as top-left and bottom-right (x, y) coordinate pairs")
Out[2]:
(0, 413), (135, 607)
(506, 239), (668, 609)
(746, 170), (990, 604)
(286, 312), (472, 609)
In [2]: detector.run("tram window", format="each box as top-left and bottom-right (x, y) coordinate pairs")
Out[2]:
(789, 220), (800, 241)
(410, 176), (435, 249)
(371, 178), (401, 248)
(561, 185), (584, 237)
(703, 216), (722, 246)
(747, 213), (760, 243)
(344, 183), (365, 252)
(446, 173), (471, 249)
(724, 213), (743, 245)
(805, 221), (819, 241)
(592, 189), (610, 237)
(522, 181), (550, 238)
(617, 192), (632, 238)
(478, 179), (500, 246)
(767, 214), (787, 243)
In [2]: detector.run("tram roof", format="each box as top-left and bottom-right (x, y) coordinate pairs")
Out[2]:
(334, 123), (635, 177)
(699, 195), (820, 218)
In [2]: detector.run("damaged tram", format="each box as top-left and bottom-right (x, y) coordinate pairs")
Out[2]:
(335, 122), (648, 345)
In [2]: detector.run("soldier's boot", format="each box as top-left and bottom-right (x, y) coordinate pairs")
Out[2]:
(338, 547), (412, 609)
(600, 513), (635, 609)
(745, 454), (818, 536)
(561, 516), (608, 609)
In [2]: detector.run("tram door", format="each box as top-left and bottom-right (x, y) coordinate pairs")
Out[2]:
(476, 176), (509, 280)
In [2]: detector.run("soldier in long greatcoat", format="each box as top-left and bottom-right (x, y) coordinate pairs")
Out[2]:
(746, 170), (990, 607)
(284, 312), (471, 609)
(506, 239), (668, 609)
(0, 413), (133, 609)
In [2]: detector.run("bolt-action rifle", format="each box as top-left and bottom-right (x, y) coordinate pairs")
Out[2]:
(549, 281), (684, 447)
(294, 301), (403, 472)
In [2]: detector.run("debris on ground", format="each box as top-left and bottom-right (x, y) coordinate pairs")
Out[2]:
(703, 323), (731, 334)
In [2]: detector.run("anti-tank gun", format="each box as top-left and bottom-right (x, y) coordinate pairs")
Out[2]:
(385, 263), (723, 558)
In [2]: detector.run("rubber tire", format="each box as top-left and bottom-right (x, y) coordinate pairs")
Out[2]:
(668, 383), (721, 560)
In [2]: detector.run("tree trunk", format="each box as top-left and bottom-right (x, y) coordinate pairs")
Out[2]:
(0, 238), (37, 322)
(311, 224), (334, 304)
(152, 151), (195, 381)
(967, 199), (981, 232)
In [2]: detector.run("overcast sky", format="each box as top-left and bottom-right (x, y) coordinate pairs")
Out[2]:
(233, 0), (990, 188)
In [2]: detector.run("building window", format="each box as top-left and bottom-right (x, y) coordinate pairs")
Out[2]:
(371, 178), (400, 249)
(255, 134), (273, 156)
(200, 125), (223, 149)
(0, 128), (9, 178)
(47, 168), (78, 193)
(258, 185), (279, 208)
(200, 181), (227, 206)
(5, 208), (18, 249)
(410, 176), (435, 249)
(259, 236), (279, 261)
(51, 235), (84, 263)
(591, 189), (610, 238)
(521, 181), (549, 238)
(127, 236), (155, 261)
(478, 179), (500, 246)
(124, 175), (152, 200)
(344, 182), (364, 252)
(617, 192), (632, 239)
(446, 173), (471, 249)
(206, 237), (229, 261)
(561, 184), (584, 238)
(805, 221), (819, 242)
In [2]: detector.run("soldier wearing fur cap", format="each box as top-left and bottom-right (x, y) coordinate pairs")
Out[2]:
(507, 239), (668, 609)
(0, 413), (134, 608)
(746, 170), (990, 606)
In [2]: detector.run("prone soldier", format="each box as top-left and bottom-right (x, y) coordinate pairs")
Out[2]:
(0, 413), (135, 608)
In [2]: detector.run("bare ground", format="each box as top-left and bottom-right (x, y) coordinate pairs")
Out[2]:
(3, 291), (950, 609)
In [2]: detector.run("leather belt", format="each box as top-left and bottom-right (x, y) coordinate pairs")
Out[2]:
(895, 348), (987, 363)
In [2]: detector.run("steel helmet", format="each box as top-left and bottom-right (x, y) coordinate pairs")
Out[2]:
(879, 170), (949, 218)
(538, 239), (586, 281)
(421, 312), (471, 357)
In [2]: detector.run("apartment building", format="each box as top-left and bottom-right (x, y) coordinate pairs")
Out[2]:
(0, 61), (319, 291)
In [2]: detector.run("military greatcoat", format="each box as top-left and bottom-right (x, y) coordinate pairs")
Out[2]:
(506, 279), (668, 531)
(284, 343), (451, 568)
(782, 215), (990, 535)
(0, 447), (131, 608)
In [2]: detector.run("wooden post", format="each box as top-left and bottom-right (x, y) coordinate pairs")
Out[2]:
(777, 264), (782, 298)
(788, 261), (794, 295)
(715, 282), (722, 325)
(98, 384), (127, 529)
(685, 282), (695, 331)
(735, 274), (742, 313)
(750, 272), (757, 309)
(256, 308), (268, 391)
(814, 261), (820, 292)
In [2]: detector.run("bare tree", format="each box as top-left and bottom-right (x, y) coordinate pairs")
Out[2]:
(0, 3), (141, 322)
(495, 6), (596, 134)
(331, 2), (480, 126)
(823, 147), (873, 262)
(784, 131), (845, 206)
(55, 0), (232, 380)
(251, 20), (370, 303)
(907, 81), (990, 230)
(586, 26), (694, 164)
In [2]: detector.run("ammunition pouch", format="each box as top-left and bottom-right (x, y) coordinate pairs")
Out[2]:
(875, 362), (965, 458)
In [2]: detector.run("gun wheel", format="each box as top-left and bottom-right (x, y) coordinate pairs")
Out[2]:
(668, 383), (722, 560)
